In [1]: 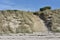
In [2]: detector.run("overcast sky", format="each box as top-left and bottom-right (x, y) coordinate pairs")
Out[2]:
(0, 0), (60, 11)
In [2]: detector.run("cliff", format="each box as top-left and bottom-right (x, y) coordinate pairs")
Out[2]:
(0, 8), (60, 34)
(0, 10), (47, 34)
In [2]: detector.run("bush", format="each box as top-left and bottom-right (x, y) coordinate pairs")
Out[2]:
(40, 8), (45, 11)
(44, 6), (51, 9)
(40, 6), (51, 11)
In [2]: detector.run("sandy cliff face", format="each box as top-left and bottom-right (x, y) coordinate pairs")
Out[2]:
(0, 10), (48, 34)
(39, 9), (60, 32)
(51, 10), (60, 32)
(0, 9), (60, 34)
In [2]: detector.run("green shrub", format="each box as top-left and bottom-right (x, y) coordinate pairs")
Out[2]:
(40, 6), (51, 11)
(40, 8), (45, 11)
(44, 6), (51, 9)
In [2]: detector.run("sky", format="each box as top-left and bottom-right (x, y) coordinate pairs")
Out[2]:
(0, 0), (60, 11)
